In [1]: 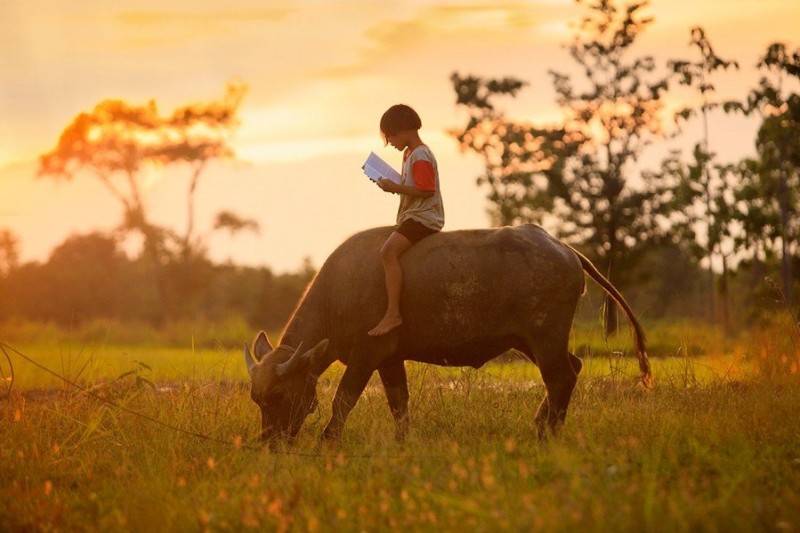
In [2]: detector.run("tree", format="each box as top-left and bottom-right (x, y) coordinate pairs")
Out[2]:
(213, 211), (260, 236)
(38, 82), (250, 320)
(46, 233), (130, 321)
(733, 158), (782, 261)
(663, 27), (739, 330)
(0, 232), (142, 324)
(0, 229), (19, 277)
(730, 157), (786, 323)
(755, 95), (800, 308)
(668, 27), (740, 147)
(452, 0), (671, 333)
(0, 229), (316, 329)
(648, 146), (738, 332)
(450, 74), (585, 227)
(743, 43), (800, 306)
(0, 229), (20, 322)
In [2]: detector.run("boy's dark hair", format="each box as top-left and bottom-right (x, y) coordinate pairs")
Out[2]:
(380, 104), (421, 142)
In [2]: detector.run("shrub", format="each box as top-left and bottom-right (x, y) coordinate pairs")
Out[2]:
(740, 312), (800, 381)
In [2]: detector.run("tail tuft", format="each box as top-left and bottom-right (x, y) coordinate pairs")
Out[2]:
(569, 244), (654, 389)
(639, 355), (654, 390)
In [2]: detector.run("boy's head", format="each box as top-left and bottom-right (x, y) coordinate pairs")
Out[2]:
(380, 104), (421, 145)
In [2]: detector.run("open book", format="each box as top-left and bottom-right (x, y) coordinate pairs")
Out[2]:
(362, 152), (401, 184)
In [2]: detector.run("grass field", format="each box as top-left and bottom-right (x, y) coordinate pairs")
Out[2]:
(1, 321), (799, 531)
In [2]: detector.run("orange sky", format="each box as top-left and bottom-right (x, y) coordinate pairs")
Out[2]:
(1, 0), (798, 271)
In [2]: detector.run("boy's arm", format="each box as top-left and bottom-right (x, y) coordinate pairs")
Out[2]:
(376, 179), (434, 198)
(377, 158), (436, 197)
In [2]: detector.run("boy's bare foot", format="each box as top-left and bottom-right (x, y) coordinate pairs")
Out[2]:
(368, 315), (403, 336)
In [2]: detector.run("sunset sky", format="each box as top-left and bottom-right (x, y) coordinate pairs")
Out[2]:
(1, 0), (798, 272)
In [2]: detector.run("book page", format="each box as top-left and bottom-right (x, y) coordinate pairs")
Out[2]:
(362, 152), (401, 184)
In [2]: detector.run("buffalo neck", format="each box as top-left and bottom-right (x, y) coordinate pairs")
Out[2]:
(277, 277), (330, 354)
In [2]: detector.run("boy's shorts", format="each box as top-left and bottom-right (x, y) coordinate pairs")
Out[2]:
(395, 219), (439, 244)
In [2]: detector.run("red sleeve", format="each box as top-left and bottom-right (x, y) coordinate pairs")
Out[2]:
(411, 160), (436, 191)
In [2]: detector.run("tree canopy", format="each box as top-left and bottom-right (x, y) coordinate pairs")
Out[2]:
(452, 0), (672, 332)
(36, 82), (256, 320)
(452, 1), (800, 329)
(38, 82), (249, 250)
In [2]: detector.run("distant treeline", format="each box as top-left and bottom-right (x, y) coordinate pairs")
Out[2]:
(577, 240), (796, 333)
(0, 230), (794, 338)
(0, 232), (314, 334)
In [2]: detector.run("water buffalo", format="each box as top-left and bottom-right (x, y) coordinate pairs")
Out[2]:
(244, 224), (651, 443)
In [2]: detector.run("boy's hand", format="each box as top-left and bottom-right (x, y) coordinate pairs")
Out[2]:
(376, 178), (398, 193)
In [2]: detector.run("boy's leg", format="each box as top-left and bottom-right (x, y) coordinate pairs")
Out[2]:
(368, 231), (413, 336)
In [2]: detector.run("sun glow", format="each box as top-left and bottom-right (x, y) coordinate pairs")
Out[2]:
(139, 162), (164, 194)
(1, 0), (799, 271)
(235, 136), (373, 164)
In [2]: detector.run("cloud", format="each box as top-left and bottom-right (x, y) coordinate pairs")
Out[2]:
(317, 1), (575, 82)
(117, 9), (292, 27)
(114, 8), (293, 48)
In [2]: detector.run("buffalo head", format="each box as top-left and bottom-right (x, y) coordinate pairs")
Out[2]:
(244, 331), (330, 443)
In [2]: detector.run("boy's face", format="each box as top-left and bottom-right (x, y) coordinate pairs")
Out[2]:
(384, 129), (414, 151)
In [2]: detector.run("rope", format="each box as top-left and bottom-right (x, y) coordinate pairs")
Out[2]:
(0, 341), (391, 457)
(0, 341), (269, 451)
(0, 342), (14, 400)
(0, 341), (453, 461)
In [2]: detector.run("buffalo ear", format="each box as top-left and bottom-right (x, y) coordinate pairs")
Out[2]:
(308, 339), (332, 375)
(253, 331), (273, 359)
(275, 339), (331, 378)
(244, 342), (257, 376)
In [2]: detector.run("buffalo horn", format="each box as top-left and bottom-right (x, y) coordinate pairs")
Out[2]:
(275, 342), (305, 378)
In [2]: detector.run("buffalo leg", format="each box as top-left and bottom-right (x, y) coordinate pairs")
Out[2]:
(378, 360), (410, 440)
(322, 364), (374, 440)
(524, 338), (581, 439)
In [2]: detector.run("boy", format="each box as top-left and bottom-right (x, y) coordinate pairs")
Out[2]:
(368, 104), (445, 336)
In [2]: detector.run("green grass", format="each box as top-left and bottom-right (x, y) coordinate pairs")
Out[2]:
(1, 340), (249, 390)
(1, 329), (799, 531)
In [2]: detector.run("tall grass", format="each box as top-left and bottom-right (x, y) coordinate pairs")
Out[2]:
(570, 318), (731, 359)
(2, 324), (799, 531)
(739, 311), (800, 381)
(3, 376), (799, 531)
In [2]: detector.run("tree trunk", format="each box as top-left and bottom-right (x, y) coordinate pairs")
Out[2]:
(125, 203), (168, 324)
(603, 258), (618, 336)
(779, 169), (794, 306)
(719, 255), (730, 337)
(182, 162), (205, 259)
(141, 223), (168, 324)
(707, 256), (716, 324)
(781, 238), (793, 307)
(604, 293), (618, 336)
(704, 165), (716, 324)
